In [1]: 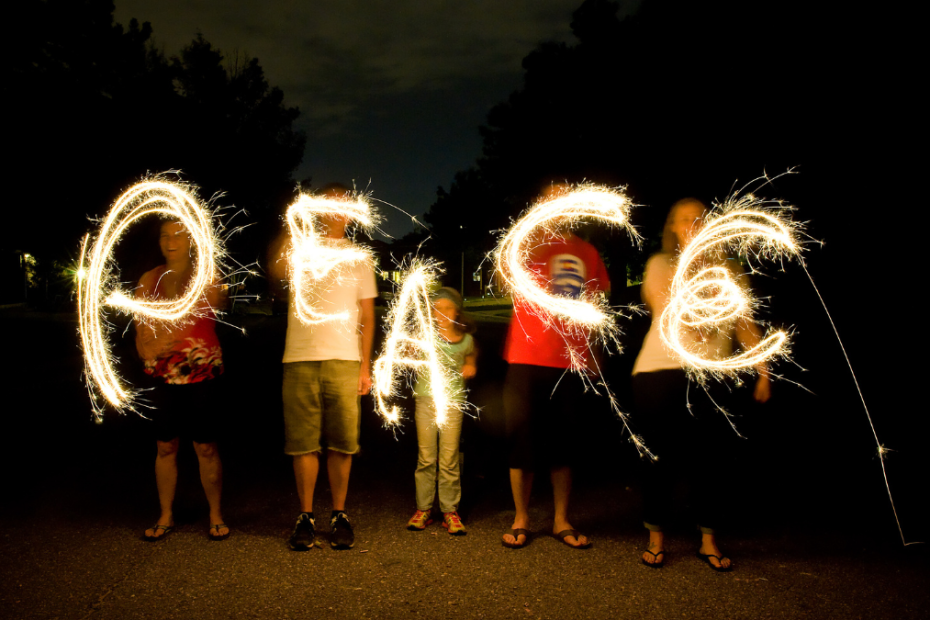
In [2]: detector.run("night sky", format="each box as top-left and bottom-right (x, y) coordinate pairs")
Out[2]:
(113, 0), (642, 239)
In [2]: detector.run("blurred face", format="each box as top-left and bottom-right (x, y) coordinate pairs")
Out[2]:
(159, 221), (191, 264)
(669, 202), (705, 248)
(433, 298), (458, 330)
(319, 187), (352, 239)
(539, 182), (571, 203)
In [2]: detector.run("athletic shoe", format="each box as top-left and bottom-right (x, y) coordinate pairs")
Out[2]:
(407, 510), (433, 531)
(442, 511), (466, 535)
(289, 512), (315, 551)
(330, 511), (355, 549)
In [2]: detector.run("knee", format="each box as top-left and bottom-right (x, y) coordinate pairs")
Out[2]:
(156, 439), (180, 458)
(193, 441), (219, 460)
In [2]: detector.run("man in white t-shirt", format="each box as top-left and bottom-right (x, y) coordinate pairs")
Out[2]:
(268, 183), (378, 551)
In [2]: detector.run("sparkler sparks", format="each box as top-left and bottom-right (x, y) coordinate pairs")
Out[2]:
(78, 179), (221, 420)
(493, 183), (639, 357)
(372, 261), (465, 428)
(284, 192), (377, 325)
(659, 192), (801, 380)
(492, 184), (653, 458)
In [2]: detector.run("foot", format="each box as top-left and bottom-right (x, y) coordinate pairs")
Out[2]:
(502, 519), (530, 548)
(143, 516), (174, 541)
(288, 512), (316, 551)
(553, 520), (589, 548)
(407, 510), (433, 531)
(698, 535), (732, 571)
(209, 523), (230, 541)
(442, 512), (466, 535)
(330, 511), (355, 549)
(642, 531), (665, 567)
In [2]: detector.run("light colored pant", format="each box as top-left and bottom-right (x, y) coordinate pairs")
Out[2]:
(414, 397), (463, 513)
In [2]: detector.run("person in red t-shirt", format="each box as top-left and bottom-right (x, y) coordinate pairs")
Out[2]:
(501, 183), (610, 550)
(136, 220), (229, 542)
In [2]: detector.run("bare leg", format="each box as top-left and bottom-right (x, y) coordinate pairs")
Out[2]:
(551, 466), (587, 547)
(699, 532), (732, 569)
(193, 441), (227, 537)
(293, 452), (320, 513)
(503, 468), (534, 546)
(327, 451), (352, 512)
(146, 439), (179, 538)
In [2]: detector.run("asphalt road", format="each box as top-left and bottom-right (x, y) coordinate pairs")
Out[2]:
(2, 308), (927, 620)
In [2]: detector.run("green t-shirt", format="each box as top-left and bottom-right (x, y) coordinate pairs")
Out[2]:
(413, 333), (475, 401)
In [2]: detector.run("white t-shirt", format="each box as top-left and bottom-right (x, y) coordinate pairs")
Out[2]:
(632, 252), (735, 375)
(282, 240), (378, 363)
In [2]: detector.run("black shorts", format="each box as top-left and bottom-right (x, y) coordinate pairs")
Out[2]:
(143, 376), (224, 444)
(503, 363), (585, 470)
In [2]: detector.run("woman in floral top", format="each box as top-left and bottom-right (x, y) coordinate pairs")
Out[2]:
(136, 220), (229, 541)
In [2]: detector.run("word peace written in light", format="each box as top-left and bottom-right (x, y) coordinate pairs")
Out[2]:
(659, 192), (801, 380)
(285, 192), (376, 325)
(372, 261), (466, 429)
(78, 179), (221, 420)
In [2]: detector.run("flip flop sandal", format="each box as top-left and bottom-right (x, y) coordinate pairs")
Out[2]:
(641, 549), (666, 568)
(143, 524), (174, 542)
(555, 529), (592, 549)
(697, 551), (733, 572)
(502, 528), (530, 549)
(209, 523), (230, 541)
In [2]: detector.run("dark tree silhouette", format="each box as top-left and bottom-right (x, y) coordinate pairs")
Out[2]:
(418, 0), (845, 291)
(6, 1), (305, 305)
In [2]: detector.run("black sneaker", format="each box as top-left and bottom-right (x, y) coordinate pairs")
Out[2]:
(289, 512), (315, 551)
(330, 511), (355, 549)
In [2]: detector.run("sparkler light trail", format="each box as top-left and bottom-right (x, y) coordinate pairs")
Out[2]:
(492, 183), (653, 458)
(372, 261), (465, 429)
(284, 192), (377, 325)
(659, 192), (801, 380)
(493, 183), (639, 361)
(78, 179), (221, 420)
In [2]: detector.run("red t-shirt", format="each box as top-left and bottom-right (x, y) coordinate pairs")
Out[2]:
(504, 234), (610, 368)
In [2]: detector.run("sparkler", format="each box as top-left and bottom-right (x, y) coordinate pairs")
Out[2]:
(659, 192), (801, 380)
(78, 179), (221, 420)
(284, 192), (376, 325)
(372, 261), (465, 428)
(493, 183), (639, 360)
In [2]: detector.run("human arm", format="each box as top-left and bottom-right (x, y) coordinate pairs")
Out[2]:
(357, 296), (375, 395)
(734, 317), (771, 403)
(461, 340), (477, 379)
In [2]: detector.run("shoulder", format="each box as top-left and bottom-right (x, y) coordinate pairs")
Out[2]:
(138, 265), (165, 290)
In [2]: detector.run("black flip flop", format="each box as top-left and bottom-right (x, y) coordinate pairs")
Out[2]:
(697, 551), (732, 572)
(502, 528), (530, 549)
(555, 529), (592, 549)
(642, 549), (666, 568)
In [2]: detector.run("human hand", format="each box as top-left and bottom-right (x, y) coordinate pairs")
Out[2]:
(461, 364), (476, 379)
(358, 365), (372, 395)
(753, 374), (771, 403)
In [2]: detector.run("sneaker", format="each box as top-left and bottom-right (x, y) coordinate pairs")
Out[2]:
(442, 511), (466, 535)
(330, 511), (355, 549)
(407, 510), (433, 531)
(288, 512), (315, 551)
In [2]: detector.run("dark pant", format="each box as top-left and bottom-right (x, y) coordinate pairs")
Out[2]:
(503, 363), (586, 471)
(632, 369), (737, 533)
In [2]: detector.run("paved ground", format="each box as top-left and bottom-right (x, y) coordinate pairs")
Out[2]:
(2, 308), (928, 619)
